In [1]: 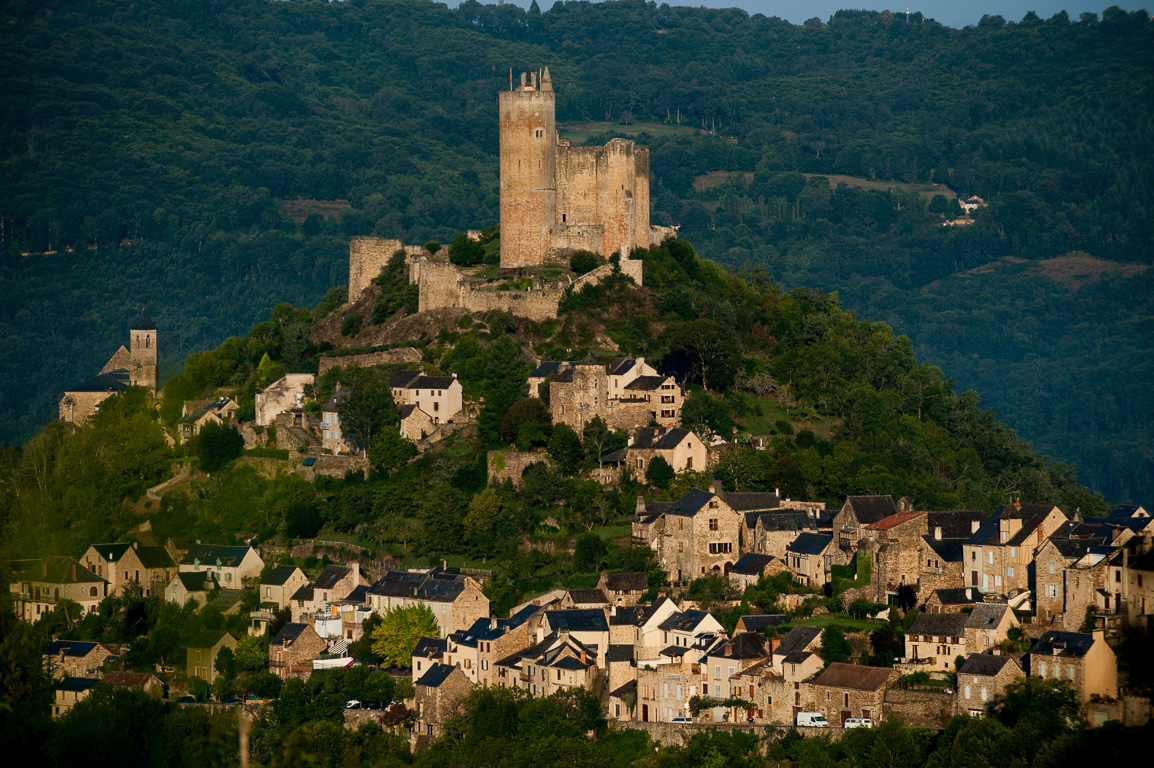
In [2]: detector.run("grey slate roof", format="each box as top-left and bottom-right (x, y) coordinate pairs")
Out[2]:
(388, 371), (422, 389)
(729, 552), (774, 576)
(410, 375), (457, 390)
(416, 662), (459, 688)
(369, 568), (470, 603)
(323, 386), (352, 413)
(662, 489), (718, 518)
(704, 632), (767, 660)
(737, 614), (788, 633)
(176, 572), (212, 591)
(958, 653), (1019, 677)
(922, 537), (966, 562)
(529, 361), (565, 378)
(130, 310), (156, 330)
(181, 544), (253, 568)
(135, 546), (176, 569)
(66, 369), (131, 394)
(1028, 631), (1096, 658)
(314, 565), (353, 590)
(45, 640), (99, 658)
(57, 677), (101, 693)
(603, 572), (648, 592)
(966, 503), (1063, 547)
(908, 612), (967, 636)
(630, 427), (693, 451)
(606, 644), (634, 663)
(567, 588), (608, 604)
(723, 491), (783, 513)
(90, 543), (133, 562)
(843, 496), (898, 525)
(413, 636), (447, 659)
(965, 603), (1010, 630)
(290, 583), (314, 602)
(776, 626), (822, 655)
(263, 565), (301, 586)
(925, 510), (986, 539)
(608, 357), (638, 376)
(933, 587), (980, 605)
(271, 623), (311, 646)
(658, 609), (713, 633)
(786, 532), (832, 556)
(624, 375), (668, 391)
(545, 608), (609, 633)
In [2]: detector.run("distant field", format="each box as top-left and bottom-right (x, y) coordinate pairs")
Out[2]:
(559, 121), (702, 144)
(954, 253), (1149, 292)
(693, 171), (956, 202)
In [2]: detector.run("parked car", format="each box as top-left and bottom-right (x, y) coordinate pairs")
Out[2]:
(670, 716), (692, 724)
(796, 711), (830, 727)
(343, 700), (362, 710)
(175, 696), (196, 704)
(844, 718), (874, 729)
(222, 698), (243, 706)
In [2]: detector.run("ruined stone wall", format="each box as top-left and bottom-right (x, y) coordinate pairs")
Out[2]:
(649, 224), (678, 246)
(418, 262), (465, 313)
(885, 687), (953, 728)
(607, 721), (846, 749)
(551, 365), (608, 431)
(350, 237), (403, 304)
(603, 398), (654, 433)
(598, 139), (639, 257)
(555, 143), (601, 226)
(297, 455), (369, 481)
(460, 287), (562, 322)
(318, 347), (423, 376)
(487, 450), (551, 488)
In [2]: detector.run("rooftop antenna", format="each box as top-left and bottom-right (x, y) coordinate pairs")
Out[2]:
(509, 68), (513, 91)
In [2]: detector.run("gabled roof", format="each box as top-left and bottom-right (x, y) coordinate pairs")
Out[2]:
(603, 572), (647, 592)
(45, 640), (101, 658)
(722, 491), (783, 513)
(922, 537), (966, 562)
(135, 546), (176, 569)
(413, 636), (447, 659)
(410, 375), (457, 390)
(314, 565), (352, 590)
(1105, 504), (1148, 521)
(776, 626), (822, 655)
(736, 614), (788, 633)
(545, 608), (609, 633)
(624, 375), (669, 391)
(729, 552), (774, 576)
(17, 557), (104, 585)
(606, 644), (634, 663)
(553, 655), (592, 670)
(130, 310), (156, 330)
(1029, 631), (1097, 658)
(175, 571), (212, 592)
(966, 504), (1063, 547)
(908, 612), (967, 636)
(926, 510), (986, 538)
(786, 532), (833, 556)
(102, 671), (158, 690)
(751, 510), (826, 532)
(958, 654), (1020, 677)
(65, 369), (131, 394)
(811, 662), (894, 691)
(263, 565), (303, 587)
(529, 361), (566, 378)
(663, 489), (719, 518)
(843, 496), (898, 525)
(368, 568), (469, 603)
(56, 677), (101, 693)
(415, 662), (459, 688)
(704, 632), (766, 660)
(204, 589), (244, 613)
(89, 543), (133, 563)
(567, 588), (608, 604)
(609, 680), (637, 699)
(658, 609), (713, 633)
(965, 604), (1010, 630)
(866, 509), (925, 532)
(181, 544), (254, 568)
(290, 583), (314, 602)
(187, 629), (231, 649)
(607, 356), (637, 376)
(933, 587), (980, 605)
(271, 623), (311, 647)
(630, 427), (693, 451)
(389, 371), (422, 389)
(323, 386), (352, 413)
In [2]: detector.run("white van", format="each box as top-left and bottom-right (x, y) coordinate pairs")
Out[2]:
(844, 718), (874, 729)
(796, 711), (830, 727)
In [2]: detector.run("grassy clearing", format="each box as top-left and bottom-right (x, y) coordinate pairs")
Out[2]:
(559, 121), (701, 143)
(780, 613), (885, 632)
(691, 170), (955, 202)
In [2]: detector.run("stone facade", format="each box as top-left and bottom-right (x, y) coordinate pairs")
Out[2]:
(255, 374), (314, 427)
(1025, 629), (1117, 703)
(59, 311), (157, 425)
(81, 542), (176, 598)
(963, 503), (1067, 596)
(860, 510), (927, 603)
(10, 557), (108, 622)
(43, 641), (116, 681)
(413, 663), (473, 741)
(800, 663), (897, 727)
(269, 623), (328, 680)
(643, 489), (743, 583)
(955, 654), (1022, 716)
(186, 630), (236, 685)
(636, 661), (699, 723)
(537, 355), (682, 434)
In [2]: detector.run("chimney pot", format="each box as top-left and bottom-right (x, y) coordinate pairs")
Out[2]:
(708, 484), (716, 494)
(71, 563), (77, 580)
(934, 527), (942, 541)
(42, 562), (47, 577)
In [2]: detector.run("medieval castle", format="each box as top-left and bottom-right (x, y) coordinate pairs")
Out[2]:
(347, 69), (674, 320)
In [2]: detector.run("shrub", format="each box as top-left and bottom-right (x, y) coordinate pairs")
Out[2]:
(340, 313), (363, 337)
(570, 250), (601, 275)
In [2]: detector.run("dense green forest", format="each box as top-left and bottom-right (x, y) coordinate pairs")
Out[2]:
(1, 0), (1151, 500)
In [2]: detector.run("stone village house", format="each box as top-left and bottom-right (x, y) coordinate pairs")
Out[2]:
(963, 502), (1067, 596)
(82, 541), (177, 598)
(10, 557), (107, 622)
(185, 630), (236, 685)
(956, 654), (1023, 717)
(269, 623), (328, 680)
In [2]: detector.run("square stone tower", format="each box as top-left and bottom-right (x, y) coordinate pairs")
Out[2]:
(499, 69), (557, 268)
(129, 310), (157, 391)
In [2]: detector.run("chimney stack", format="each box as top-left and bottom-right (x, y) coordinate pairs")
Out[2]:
(42, 562), (47, 578)
(934, 527), (942, 541)
(71, 563), (77, 580)
(972, 520), (981, 534)
(708, 483), (716, 495)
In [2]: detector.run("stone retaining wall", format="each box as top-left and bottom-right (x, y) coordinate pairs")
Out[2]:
(318, 347), (423, 375)
(608, 721), (846, 749)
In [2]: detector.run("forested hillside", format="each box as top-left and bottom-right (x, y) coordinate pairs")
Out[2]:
(1, 0), (1151, 499)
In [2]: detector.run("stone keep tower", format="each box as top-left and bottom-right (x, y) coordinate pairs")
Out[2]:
(499, 69), (557, 268)
(129, 310), (157, 391)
